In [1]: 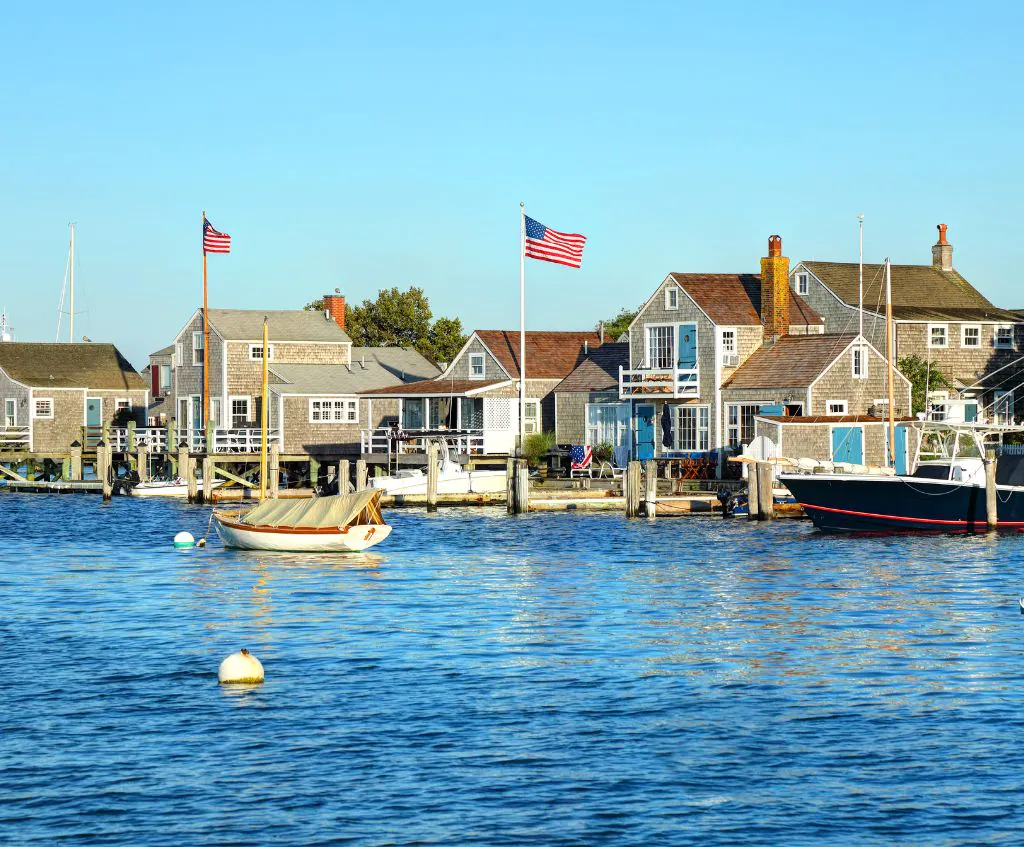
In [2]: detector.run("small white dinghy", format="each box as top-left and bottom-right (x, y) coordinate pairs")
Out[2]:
(132, 477), (228, 497)
(214, 488), (392, 553)
(371, 436), (505, 496)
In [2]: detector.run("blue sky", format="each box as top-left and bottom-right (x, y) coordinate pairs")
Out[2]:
(2, 2), (1022, 366)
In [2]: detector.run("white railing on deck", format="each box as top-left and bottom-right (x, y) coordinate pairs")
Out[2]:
(619, 366), (699, 399)
(0, 426), (30, 449)
(360, 428), (485, 455)
(133, 428), (168, 452)
(212, 428), (281, 453)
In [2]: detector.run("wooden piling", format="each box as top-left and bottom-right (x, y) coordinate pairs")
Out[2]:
(177, 444), (189, 484)
(269, 443), (280, 498)
(99, 444), (113, 501)
(746, 464), (760, 521)
(426, 440), (439, 512)
(755, 461), (775, 520)
(202, 457), (213, 503)
(986, 448), (998, 530)
(514, 458), (529, 514)
(355, 459), (367, 491)
(339, 459), (350, 494)
(644, 459), (657, 518)
(625, 461), (642, 517)
(186, 455), (198, 502)
(506, 458), (515, 514)
(70, 442), (83, 481)
(137, 443), (150, 482)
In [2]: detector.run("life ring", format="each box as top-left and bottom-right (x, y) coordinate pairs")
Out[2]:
(364, 527), (376, 541)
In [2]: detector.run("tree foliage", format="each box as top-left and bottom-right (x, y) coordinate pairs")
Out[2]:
(304, 286), (466, 365)
(897, 355), (952, 415)
(600, 307), (638, 341)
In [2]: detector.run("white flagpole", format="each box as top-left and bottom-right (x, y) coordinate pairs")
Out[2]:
(519, 202), (526, 457)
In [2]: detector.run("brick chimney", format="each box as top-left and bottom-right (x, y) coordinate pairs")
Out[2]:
(323, 294), (346, 331)
(760, 234), (790, 342)
(932, 224), (953, 272)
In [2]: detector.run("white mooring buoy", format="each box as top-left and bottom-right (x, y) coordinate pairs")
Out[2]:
(1019, 597), (1023, 615)
(173, 531), (195, 549)
(218, 648), (265, 684)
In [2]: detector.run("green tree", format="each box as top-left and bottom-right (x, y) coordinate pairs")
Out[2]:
(304, 286), (466, 364)
(600, 307), (638, 341)
(897, 354), (952, 415)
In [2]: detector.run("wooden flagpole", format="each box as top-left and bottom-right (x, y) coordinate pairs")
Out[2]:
(202, 210), (210, 438)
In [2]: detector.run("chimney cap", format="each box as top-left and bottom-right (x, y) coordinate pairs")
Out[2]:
(768, 234), (782, 257)
(936, 223), (949, 245)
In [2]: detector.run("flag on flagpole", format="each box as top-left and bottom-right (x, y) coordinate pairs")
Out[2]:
(524, 215), (586, 268)
(203, 219), (231, 254)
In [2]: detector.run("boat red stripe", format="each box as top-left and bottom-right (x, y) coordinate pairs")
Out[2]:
(801, 502), (1024, 527)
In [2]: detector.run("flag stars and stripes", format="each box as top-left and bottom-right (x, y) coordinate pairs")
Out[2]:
(524, 215), (586, 268)
(203, 219), (231, 254)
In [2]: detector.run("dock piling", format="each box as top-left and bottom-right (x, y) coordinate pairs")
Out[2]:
(506, 458), (515, 514)
(625, 461), (642, 517)
(202, 457), (213, 503)
(355, 459), (367, 491)
(426, 441), (439, 512)
(99, 444), (113, 501)
(643, 459), (657, 518)
(986, 448), (998, 530)
(70, 442), (82, 480)
(755, 461), (774, 520)
(269, 443), (280, 498)
(514, 458), (529, 514)
(186, 455), (198, 502)
(339, 459), (350, 493)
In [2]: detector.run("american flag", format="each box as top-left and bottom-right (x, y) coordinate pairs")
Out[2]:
(524, 215), (586, 268)
(203, 218), (231, 254)
(570, 445), (592, 470)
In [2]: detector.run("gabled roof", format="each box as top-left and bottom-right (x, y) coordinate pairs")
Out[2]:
(474, 330), (603, 379)
(150, 344), (175, 358)
(270, 348), (439, 395)
(800, 261), (1019, 321)
(669, 273), (823, 327)
(553, 343), (629, 393)
(722, 333), (858, 389)
(0, 343), (146, 390)
(359, 378), (510, 397)
(208, 309), (352, 343)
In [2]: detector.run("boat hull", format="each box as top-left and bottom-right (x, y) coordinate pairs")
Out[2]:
(132, 480), (227, 497)
(371, 470), (506, 496)
(214, 514), (392, 552)
(780, 472), (1024, 533)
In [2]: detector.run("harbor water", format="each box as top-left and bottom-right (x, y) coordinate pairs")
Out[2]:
(3, 493), (1024, 845)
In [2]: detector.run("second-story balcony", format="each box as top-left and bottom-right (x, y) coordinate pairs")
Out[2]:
(619, 366), (699, 399)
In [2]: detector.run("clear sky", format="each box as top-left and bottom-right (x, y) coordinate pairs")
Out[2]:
(3, 1), (1022, 367)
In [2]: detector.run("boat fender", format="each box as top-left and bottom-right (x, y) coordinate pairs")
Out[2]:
(364, 527), (376, 541)
(218, 648), (265, 684)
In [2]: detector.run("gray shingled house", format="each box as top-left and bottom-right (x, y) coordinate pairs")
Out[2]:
(0, 343), (148, 452)
(791, 225), (1024, 422)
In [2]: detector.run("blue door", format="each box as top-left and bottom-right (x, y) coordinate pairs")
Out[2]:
(676, 324), (697, 369)
(86, 397), (102, 447)
(964, 402), (978, 422)
(894, 425), (908, 474)
(831, 426), (863, 464)
(759, 404), (785, 417)
(636, 404), (655, 460)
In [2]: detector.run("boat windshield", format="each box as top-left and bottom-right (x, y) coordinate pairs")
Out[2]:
(918, 426), (982, 461)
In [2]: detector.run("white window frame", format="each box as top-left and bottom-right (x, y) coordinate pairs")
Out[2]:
(796, 272), (809, 296)
(585, 401), (630, 451)
(115, 398), (132, 413)
(4, 398), (15, 427)
(827, 400), (848, 416)
(961, 324), (981, 348)
(229, 396), (251, 427)
(665, 286), (679, 310)
(995, 325), (1015, 350)
(673, 405), (710, 452)
(192, 331), (204, 365)
(646, 324), (675, 369)
(468, 353), (485, 380)
(523, 398), (540, 434)
(309, 398), (359, 424)
(851, 345), (868, 379)
(34, 397), (54, 419)
(248, 343), (275, 362)
(174, 342), (183, 368)
(210, 397), (223, 428)
(928, 323), (948, 348)
(726, 403), (761, 448)
(720, 327), (737, 355)
(159, 364), (171, 393)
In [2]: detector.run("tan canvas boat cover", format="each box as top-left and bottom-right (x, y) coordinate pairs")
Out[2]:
(240, 489), (379, 529)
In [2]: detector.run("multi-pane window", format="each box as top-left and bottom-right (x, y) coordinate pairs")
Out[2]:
(827, 400), (848, 415)
(459, 397), (483, 429)
(4, 398), (15, 427)
(961, 325), (981, 348)
(928, 324), (948, 348)
(230, 397), (251, 427)
(309, 398), (358, 423)
(646, 326), (674, 369)
(726, 404), (759, 447)
(116, 399), (131, 412)
(721, 329), (736, 354)
(249, 344), (274, 361)
(996, 326), (1014, 349)
(402, 398), (425, 430)
(852, 345), (867, 379)
(192, 331), (204, 365)
(524, 400), (540, 434)
(586, 401), (630, 450)
(469, 354), (485, 378)
(673, 406), (710, 452)
(34, 398), (53, 419)
(665, 287), (678, 310)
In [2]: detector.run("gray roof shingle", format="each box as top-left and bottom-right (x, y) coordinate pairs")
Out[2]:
(269, 347), (438, 395)
(723, 334), (857, 389)
(0, 343), (146, 390)
(553, 343), (629, 393)
(209, 309), (352, 343)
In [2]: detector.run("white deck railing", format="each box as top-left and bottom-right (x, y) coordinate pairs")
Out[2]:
(619, 366), (699, 399)
(133, 428), (168, 451)
(360, 428), (485, 455)
(0, 426), (30, 449)
(212, 428), (281, 453)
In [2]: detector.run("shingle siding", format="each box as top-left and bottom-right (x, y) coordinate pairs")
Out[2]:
(446, 337), (508, 381)
(810, 345), (911, 417)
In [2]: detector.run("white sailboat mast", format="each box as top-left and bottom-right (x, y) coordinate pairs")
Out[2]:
(885, 258), (895, 465)
(69, 223), (75, 343)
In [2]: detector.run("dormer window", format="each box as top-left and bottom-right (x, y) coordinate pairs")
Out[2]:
(852, 345), (868, 379)
(665, 286), (678, 310)
(796, 273), (809, 296)
(469, 353), (485, 379)
(928, 324), (948, 348)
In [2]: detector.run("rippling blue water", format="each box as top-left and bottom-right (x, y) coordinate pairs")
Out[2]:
(3, 494), (1024, 845)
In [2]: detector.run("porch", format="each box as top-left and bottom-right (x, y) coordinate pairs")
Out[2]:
(618, 366), (699, 399)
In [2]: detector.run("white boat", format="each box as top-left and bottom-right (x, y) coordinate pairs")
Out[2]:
(370, 437), (506, 495)
(214, 488), (392, 552)
(131, 477), (227, 497)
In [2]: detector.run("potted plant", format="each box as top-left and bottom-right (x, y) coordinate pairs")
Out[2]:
(523, 430), (557, 473)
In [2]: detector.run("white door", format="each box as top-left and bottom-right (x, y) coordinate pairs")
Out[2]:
(483, 397), (518, 454)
